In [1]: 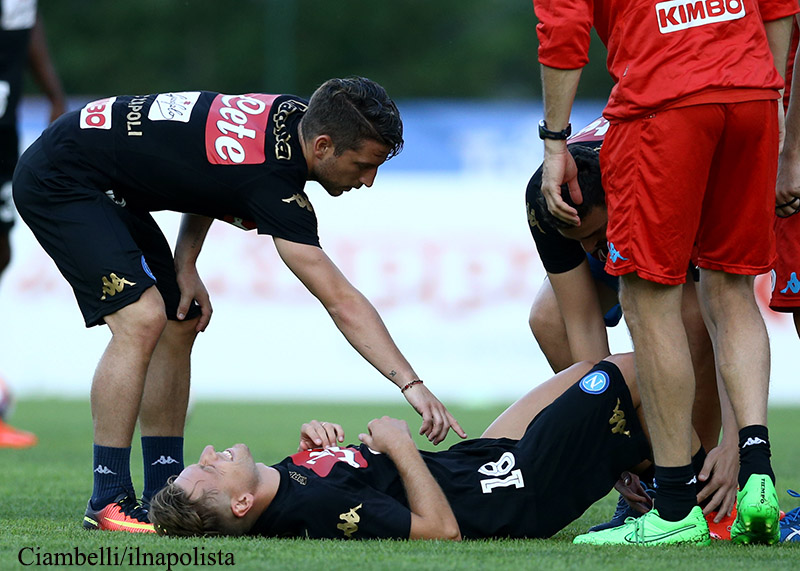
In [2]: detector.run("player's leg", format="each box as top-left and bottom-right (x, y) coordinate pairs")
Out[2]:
(13, 150), (161, 531)
(482, 360), (595, 439)
(695, 99), (779, 544)
(682, 275), (721, 452)
(585, 109), (718, 544)
(127, 210), (203, 505)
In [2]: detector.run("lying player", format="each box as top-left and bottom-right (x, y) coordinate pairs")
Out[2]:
(149, 353), (776, 544)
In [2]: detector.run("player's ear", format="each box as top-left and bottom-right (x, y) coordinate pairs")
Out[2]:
(230, 493), (255, 519)
(313, 135), (334, 159)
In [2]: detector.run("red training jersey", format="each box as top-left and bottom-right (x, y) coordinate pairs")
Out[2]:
(534, 0), (800, 120)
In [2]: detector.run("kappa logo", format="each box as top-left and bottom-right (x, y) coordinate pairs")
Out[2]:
(609, 398), (631, 437)
(150, 455), (179, 466)
(780, 272), (800, 295)
(100, 273), (136, 300)
(580, 370), (610, 394)
(655, 0), (745, 34)
(282, 193), (314, 212)
(607, 242), (628, 264)
(742, 437), (767, 448)
(93, 465), (116, 475)
(337, 503), (362, 538)
(527, 202), (545, 234)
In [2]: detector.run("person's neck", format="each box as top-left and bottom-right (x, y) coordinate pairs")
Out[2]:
(296, 119), (314, 176)
(243, 464), (281, 528)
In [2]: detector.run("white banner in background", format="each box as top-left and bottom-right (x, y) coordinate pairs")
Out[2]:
(2, 98), (798, 404)
(1, 172), (797, 404)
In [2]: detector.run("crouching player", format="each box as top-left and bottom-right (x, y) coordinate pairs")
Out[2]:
(149, 353), (778, 544)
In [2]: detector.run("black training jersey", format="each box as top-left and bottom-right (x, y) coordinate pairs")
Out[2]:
(249, 361), (651, 541)
(525, 118), (606, 274)
(38, 91), (320, 246)
(0, 0), (36, 128)
(249, 437), (547, 540)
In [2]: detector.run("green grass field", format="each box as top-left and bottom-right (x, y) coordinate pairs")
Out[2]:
(1, 399), (799, 570)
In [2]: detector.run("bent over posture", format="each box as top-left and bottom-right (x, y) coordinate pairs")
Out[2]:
(13, 77), (465, 533)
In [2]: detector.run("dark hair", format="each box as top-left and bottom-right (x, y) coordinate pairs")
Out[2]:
(535, 145), (604, 230)
(300, 77), (404, 159)
(148, 476), (238, 537)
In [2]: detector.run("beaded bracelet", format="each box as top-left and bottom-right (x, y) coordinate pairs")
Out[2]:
(401, 379), (423, 393)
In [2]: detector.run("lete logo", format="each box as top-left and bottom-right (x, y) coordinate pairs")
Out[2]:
(580, 370), (610, 394)
(205, 93), (277, 165)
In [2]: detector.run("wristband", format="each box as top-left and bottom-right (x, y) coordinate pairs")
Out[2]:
(401, 379), (423, 393)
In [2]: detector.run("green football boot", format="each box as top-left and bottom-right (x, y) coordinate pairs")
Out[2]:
(573, 506), (710, 546)
(730, 474), (780, 545)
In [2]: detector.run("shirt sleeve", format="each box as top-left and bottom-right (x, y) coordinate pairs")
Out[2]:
(533, 0), (594, 69)
(759, 0), (800, 23)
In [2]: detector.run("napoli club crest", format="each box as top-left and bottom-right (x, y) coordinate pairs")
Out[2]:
(579, 370), (610, 394)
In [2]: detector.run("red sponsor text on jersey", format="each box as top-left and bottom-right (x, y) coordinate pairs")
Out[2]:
(656, 0), (745, 34)
(205, 93), (277, 165)
(290, 447), (369, 477)
(79, 97), (117, 130)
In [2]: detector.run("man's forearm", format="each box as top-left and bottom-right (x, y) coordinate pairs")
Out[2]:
(327, 289), (419, 388)
(388, 441), (461, 540)
(174, 214), (213, 270)
(541, 65), (583, 132)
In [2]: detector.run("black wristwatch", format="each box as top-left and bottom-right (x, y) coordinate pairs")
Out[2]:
(538, 120), (572, 140)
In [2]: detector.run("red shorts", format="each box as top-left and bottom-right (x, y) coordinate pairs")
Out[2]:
(770, 213), (800, 311)
(601, 101), (778, 285)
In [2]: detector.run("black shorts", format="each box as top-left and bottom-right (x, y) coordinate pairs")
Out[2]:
(0, 126), (19, 234)
(517, 360), (651, 537)
(13, 138), (201, 327)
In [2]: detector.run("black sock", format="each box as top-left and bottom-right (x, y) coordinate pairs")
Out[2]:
(738, 425), (775, 488)
(141, 436), (184, 503)
(653, 464), (698, 522)
(91, 445), (134, 509)
(691, 447), (708, 503)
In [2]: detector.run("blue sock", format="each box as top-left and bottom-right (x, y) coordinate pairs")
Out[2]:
(141, 436), (184, 503)
(91, 445), (134, 509)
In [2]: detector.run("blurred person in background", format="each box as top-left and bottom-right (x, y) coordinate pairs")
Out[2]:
(0, 0), (65, 448)
(13, 77), (466, 533)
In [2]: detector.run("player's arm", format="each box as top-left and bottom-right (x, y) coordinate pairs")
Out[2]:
(765, 15), (794, 151)
(27, 14), (65, 122)
(173, 214), (214, 331)
(547, 262), (611, 365)
(359, 416), (461, 541)
(696, 379), (739, 520)
(776, 15), (800, 217)
(540, 65), (583, 225)
(273, 237), (466, 445)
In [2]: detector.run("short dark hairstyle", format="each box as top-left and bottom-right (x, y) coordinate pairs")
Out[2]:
(535, 144), (604, 230)
(301, 77), (404, 159)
